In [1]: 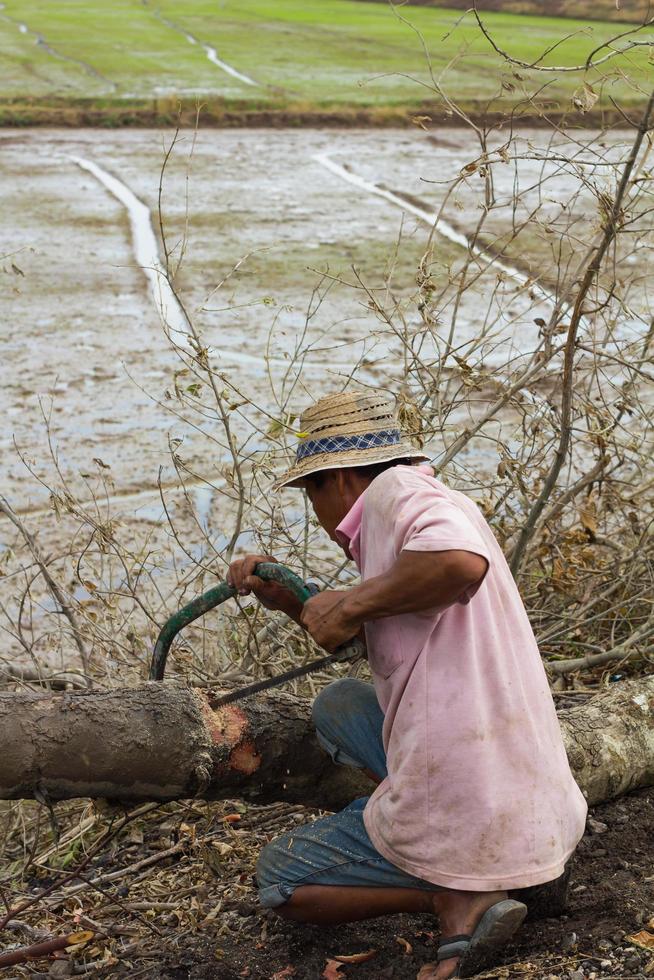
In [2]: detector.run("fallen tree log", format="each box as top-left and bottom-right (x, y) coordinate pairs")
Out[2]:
(0, 682), (369, 811)
(1, 676), (653, 809)
(560, 676), (654, 804)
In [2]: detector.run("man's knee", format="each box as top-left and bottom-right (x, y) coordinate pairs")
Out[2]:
(256, 836), (285, 890)
(257, 843), (328, 923)
(256, 837), (294, 912)
(312, 677), (370, 735)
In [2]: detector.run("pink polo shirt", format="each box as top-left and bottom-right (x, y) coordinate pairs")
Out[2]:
(335, 464), (587, 891)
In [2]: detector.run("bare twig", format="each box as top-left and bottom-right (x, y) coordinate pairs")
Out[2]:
(472, 4), (654, 73)
(0, 497), (92, 682)
(0, 930), (94, 967)
(509, 87), (654, 578)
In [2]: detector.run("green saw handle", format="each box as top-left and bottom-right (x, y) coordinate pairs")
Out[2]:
(149, 562), (315, 681)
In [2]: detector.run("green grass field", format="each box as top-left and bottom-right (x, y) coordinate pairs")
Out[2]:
(381, 0), (651, 24)
(0, 0), (651, 122)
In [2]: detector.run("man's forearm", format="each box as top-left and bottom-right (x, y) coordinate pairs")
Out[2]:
(299, 550), (487, 652)
(340, 550), (487, 629)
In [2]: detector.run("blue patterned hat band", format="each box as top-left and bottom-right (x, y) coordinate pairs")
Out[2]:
(296, 429), (402, 462)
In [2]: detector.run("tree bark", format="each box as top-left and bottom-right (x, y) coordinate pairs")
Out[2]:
(0, 681), (369, 810)
(1, 677), (652, 809)
(560, 676), (654, 805)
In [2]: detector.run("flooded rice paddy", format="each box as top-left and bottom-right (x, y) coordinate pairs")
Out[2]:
(0, 125), (650, 674)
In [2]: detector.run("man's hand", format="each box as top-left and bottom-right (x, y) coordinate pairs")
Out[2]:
(227, 554), (303, 622)
(300, 590), (360, 652)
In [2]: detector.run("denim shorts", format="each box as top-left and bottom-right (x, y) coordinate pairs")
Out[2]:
(256, 678), (444, 908)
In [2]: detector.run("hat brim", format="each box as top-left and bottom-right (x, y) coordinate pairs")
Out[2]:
(273, 443), (430, 491)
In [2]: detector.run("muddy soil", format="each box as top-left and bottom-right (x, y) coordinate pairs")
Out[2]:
(104, 788), (654, 980)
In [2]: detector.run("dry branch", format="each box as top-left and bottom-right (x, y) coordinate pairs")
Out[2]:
(0, 930), (93, 967)
(0, 497), (91, 681)
(548, 612), (654, 675)
(0, 665), (86, 690)
(509, 86), (654, 578)
(472, 4), (654, 73)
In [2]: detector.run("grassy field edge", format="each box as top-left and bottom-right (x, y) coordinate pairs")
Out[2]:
(0, 96), (641, 128)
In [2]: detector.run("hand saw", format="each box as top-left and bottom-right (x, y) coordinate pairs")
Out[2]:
(149, 562), (365, 704)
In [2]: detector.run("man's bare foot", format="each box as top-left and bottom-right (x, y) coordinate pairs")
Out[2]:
(416, 889), (509, 980)
(416, 956), (465, 980)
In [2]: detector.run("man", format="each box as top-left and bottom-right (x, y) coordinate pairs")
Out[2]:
(227, 389), (587, 979)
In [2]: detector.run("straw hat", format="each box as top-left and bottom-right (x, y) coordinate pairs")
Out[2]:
(274, 389), (428, 490)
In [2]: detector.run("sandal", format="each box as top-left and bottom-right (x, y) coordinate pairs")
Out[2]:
(435, 898), (528, 978)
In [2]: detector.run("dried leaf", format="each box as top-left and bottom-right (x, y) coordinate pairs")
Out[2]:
(572, 82), (599, 114)
(333, 949), (376, 963)
(322, 960), (346, 979)
(66, 930), (95, 951)
(627, 929), (654, 950)
(396, 936), (413, 954)
(397, 395), (424, 448)
(197, 843), (225, 875)
(579, 494), (598, 537)
(271, 968), (296, 979)
(411, 114), (431, 130)
(127, 824), (144, 845)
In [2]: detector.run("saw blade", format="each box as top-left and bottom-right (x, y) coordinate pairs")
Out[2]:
(210, 640), (365, 707)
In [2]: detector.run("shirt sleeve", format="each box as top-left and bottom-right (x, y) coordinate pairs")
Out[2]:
(388, 473), (491, 604)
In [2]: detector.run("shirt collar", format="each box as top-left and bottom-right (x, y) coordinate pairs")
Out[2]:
(334, 465), (435, 566)
(334, 492), (366, 567)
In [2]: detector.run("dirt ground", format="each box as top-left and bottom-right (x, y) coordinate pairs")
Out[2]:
(103, 788), (654, 980)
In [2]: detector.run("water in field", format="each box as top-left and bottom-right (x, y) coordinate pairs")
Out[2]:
(1, 124), (651, 679)
(0, 126), (647, 518)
